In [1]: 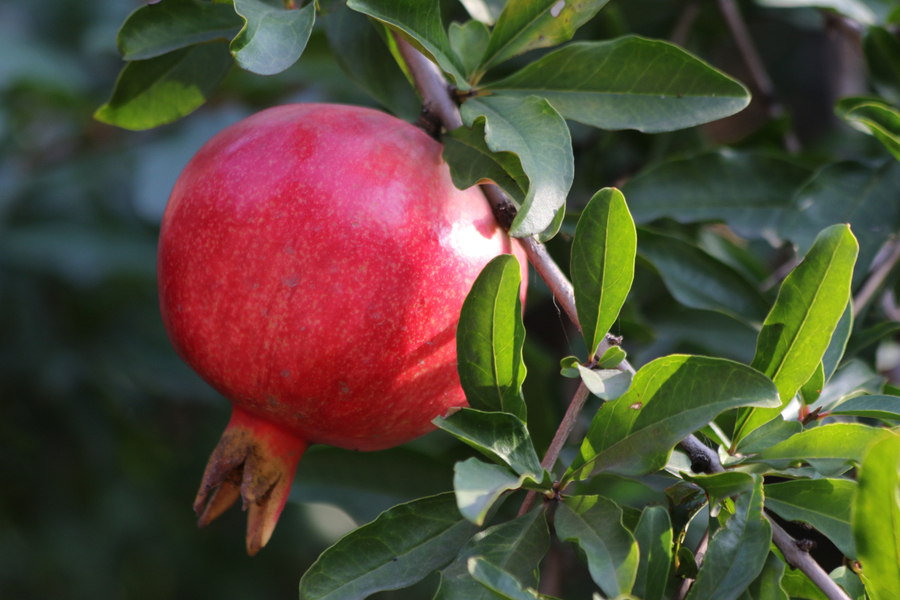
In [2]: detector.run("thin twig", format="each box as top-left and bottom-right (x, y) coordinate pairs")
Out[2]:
(395, 33), (848, 600)
(716, 0), (801, 152)
(854, 237), (900, 315)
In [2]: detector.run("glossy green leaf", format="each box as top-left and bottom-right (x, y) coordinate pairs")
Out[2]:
(443, 121), (527, 206)
(94, 43), (232, 131)
(435, 509), (550, 600)
(765, 479), (857, 558)
(324, 4), (421, 120)
(560, 356), (581, 378)
(449, 20), (490, 79)
(434, 409), (543, 478)
(813, 359), (886, 413)
(799, 362), (824, 406)
(864, 26), (900, 102)
(576, 365), (633, 400)
(682, 472), (755, 506)
(565, 355), (780, 482)
(837, 97), (900, 161)
(298, 493), (478, 600)
(685, 477), (771, 600)
(597, 346), (626, 368)
(734, 417), (801, 454)
(830, 395), (900, 420)
(459, 0), (507, 25)
(638, 229), (769, 323)
(780, 568), (829, 600)
(830, 566), (866, 600)
(623, 150), (812, 238)
(476, 0), (610, 76)
(734, 225), (858, 443)
(751, 423), (888, 472)
(571, 188), (636, 358)
(459, 95), (573, 239)
(853, 431), (900, 600)
(456, 255), (527, 421)
(483, 37), (750, 133)
(736, 552), (789, 600)
(632, 506), (673, 600)
(555, 495), (639, 597)
(467, 558), (541, 600)
(778, 161), (900, 288)
(230, 0), (314, 75)
(454, 458), (531, 525)
(754, 0), (874, 24)
(823, 301), (853, 383)
(346, 0), (468, 86)
(116, 0), (242, 60)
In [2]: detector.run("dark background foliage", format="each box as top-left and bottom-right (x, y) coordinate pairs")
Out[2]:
(0, 0), (889, 598)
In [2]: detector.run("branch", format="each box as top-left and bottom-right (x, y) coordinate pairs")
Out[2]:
(395, 33), (849, 600)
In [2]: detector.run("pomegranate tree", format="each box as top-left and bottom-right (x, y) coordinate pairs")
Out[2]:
(158, 103), (526, 554)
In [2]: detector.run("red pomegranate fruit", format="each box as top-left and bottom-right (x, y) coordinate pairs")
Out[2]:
(157, 103), (527, 554)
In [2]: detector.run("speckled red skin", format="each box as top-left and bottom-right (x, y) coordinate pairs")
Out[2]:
(158, 104), (526, 551)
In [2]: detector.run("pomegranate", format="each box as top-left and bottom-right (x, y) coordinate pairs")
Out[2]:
(157, 104), (526, 554)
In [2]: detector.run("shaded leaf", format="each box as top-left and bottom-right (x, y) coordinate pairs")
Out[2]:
(734, 417), (801, 454)
(750, 423), (888, 473)
(638, 229), (769, 323)
(681, 472), (755, 506)
(560, 356), (581, 378)
(597, 346), (627, 368)
(685, 477), (771, 600)
(830, 566), (866, 600)
(298, 493), (478, 600)
(836, 97), (900, 161)
(453, 458), (532, 525)
(459, 95), (573, 239)
(829, 395), (900, 420)
(456, 255), (527, 420)
(117, 0), (242, 60)
(94, 43), (232, 130)
(623, 150), (812, 239)
(734, 224), (858, 443)
(577, 365), (632, 400)
(555, 495), (639, 597)
(852, 431), (900, 600)
(435, 509), (550, 600)
(800, 362), (824, 406)
(845, 320), (900, 359)
(347, 0), (468, 86)
(864, 26), (900, 102)
(477, 0), (610, 76)
(444, 121), (527, 206)
(483, 37), (750, 133)
(565, 355), (780, 482)
(765, 479), (857, 558)
(230, 0), (315, 75)
(632, 506), (673, 600)
(571, 188), (636, 358)
(467, 558), (541, 600)
(449, 20), (490, 79)
(736, 552), (790, 600)
(823, 301), (853, 383)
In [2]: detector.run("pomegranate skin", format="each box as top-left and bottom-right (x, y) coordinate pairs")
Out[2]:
(158, 104), (526, 552)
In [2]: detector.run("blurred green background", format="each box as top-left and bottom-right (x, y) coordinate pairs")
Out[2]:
(0, 0), (879, 598)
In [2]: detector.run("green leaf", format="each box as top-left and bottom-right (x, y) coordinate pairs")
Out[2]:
(681, 472), (755, 506)
(230, 0), (314, 75)
(853, 431), (900, 600)
(845, 320), (900, 359)
(435, 509), (550, 600)
(434, 409), (544, 478)
(560, 356), (581, 378)
(94, 43), (233, 131)
(467, 558), (541, 600)
(765, 479), (857, 558)
(823, 300), (853, 383)
(753, 0), (875, 24)
(685, 477), (772, 600)
(750, 423), (888, 473)
(799, 362), (824, 406)
(565, 355), (780, 482)
(476, 0), (611, 76)
(576, 364), (633, 400)
(443, 121), (528, 206)
(597, 346), (627, 369)
(324, 4), (421, 120)
(116, 0), (242, 60)
(734, 417), (801, 454)
(623, 150), (813, 239)
(778, 160), (900, 289)
(453, 458), (532, 525)
(734, 224), (858, 443)
(483, 37), (750, 133)
(780, 567), (829, 600)
(346, 0), (468, 86)
(836, 97), (900, 161)
(571, 188), (637, 358)
(736, 552), (790, 600)
(449, 20), (490, 79)
(456, 255), (527, 421)
(298, 492), (479, 600)
(459, 0), (506, 25)
(632, 506), (673, 600)
(459, 95), (573, 239)
(555, 495), (639, 597)
(830, 395), (900, 420)
(830, 566), (866, 600)
(638, 229), (769, 323)
(864, 26), (900, 102)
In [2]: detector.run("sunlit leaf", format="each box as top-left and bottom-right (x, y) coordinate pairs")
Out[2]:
(765, 479), (857, 558)
(453, 458), (532, 525)
(576, 364), (633, 400)
(467, 557), (541, 600)
(750, 423), (888, 474)
(117, 0), (241, 60)
(459, 0), (507, 25)
(753, 0), (874, 24)
(836, 97), (900, 162)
